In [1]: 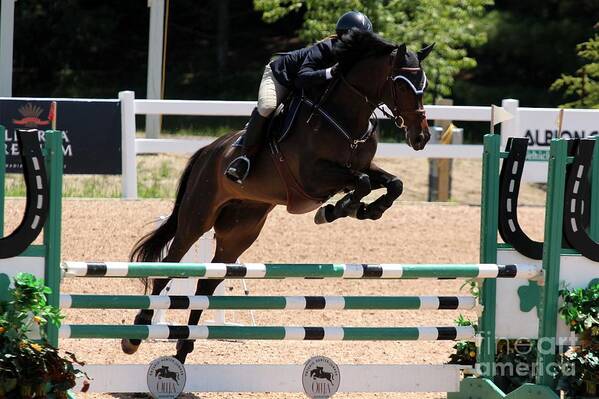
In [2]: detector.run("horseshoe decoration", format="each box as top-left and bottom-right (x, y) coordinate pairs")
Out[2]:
(563, 138), (599, 261)
(498, 137), (544, 260)
(0, 129), (49, 259)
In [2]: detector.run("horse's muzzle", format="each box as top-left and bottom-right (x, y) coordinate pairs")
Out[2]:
(406, 127), (430, 151)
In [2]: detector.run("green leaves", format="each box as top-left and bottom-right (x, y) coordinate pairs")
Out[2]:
(559, 282), (599, 337)
(253, 0), (493, 102)
(448, 315), (478, 366)
(551, 33), (599, 108)
(0, 273), (63, 341)
(0, 273), (81, 396)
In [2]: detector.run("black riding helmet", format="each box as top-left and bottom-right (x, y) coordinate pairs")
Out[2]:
(335, 11), (373, 37)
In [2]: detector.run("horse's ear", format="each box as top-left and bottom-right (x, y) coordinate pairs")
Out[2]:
(397, 43), (407, 57)
(417, 43), (435, 61)
(392, 44), (407, 66)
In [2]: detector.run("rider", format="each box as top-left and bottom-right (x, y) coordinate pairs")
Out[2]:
(225, 11), (374, 184)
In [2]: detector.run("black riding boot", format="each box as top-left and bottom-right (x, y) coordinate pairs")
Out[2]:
(225, 108), (269, 183)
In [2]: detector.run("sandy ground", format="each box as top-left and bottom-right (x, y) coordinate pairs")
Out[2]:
(4, 157), (548, 399)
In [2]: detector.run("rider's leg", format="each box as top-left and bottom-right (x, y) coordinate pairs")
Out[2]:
(225, 64), (288, 183)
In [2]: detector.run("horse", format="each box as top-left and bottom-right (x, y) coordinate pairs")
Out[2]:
(121, 30), (433, 362)
(155, 366), (179, 383)
(310, 366), (335, 383)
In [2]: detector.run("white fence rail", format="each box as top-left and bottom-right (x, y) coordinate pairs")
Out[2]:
(120, 90), (504, 199)
(120, 91), (599, 198)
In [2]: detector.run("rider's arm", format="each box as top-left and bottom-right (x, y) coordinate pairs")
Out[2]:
(295, 40), (336, 89)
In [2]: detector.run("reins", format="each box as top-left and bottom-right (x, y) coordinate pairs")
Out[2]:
(338, 73), (406, 130)
(304, 50), (427, 152)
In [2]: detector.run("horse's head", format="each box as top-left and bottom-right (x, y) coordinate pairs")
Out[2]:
(383, 43), (434, 150)
(334, 30), (433, 150)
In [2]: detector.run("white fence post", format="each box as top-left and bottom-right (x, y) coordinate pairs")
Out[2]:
(500, 99), (519, 148)
(0, 0), (17, 96)
(145, 0), (165, 139)
(119, 90), (138, 199)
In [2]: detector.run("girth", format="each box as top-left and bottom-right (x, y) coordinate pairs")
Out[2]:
(268, 140), (324, 214)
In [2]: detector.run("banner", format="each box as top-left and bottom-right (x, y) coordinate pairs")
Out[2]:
(0, 99), (121, 174)
(502, 107), (599, 182)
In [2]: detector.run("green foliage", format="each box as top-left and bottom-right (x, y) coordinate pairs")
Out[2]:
(253, 0), (493, 102)
(0, 273), (82, 397)
(448, 339), (477, 365)
(448, 315), (478, 366)
(556, 282), (599, 397)
(0, 273), (62, 338)
(461, 279), (480, 298)
(559, 282), (599, 340)
(551, 32), (599, 109)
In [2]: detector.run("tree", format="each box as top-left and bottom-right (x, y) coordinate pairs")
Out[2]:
(456, 1), (599, 107)
(550, 29), (599, 109)
(253, 0), (493, 102)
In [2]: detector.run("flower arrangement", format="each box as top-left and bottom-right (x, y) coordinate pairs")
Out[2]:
(557, 281), (599, 398)
(0, 273), (83, 398)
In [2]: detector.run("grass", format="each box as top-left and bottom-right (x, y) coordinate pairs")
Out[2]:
(2, 130), (547, 204)
(4, 153), (190, 199)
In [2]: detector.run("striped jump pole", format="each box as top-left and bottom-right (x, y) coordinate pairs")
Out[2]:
(59, 325), (476, 341)
(59, 294), (477, 310)
(61, 262), (541, 280)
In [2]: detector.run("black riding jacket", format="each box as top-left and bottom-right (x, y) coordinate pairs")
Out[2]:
(270, 38), (338, 90)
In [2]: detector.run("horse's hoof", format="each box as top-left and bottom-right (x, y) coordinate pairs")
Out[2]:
(121, 338), (140, 354)
(314, 205), (333, 224)
(363, 205), (384, 220)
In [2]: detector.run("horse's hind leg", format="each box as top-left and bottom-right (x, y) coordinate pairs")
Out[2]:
(121, 202), (221, 355)
(174, 201), (274, 363)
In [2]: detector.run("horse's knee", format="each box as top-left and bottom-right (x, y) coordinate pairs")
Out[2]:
(387, 178), (403, 198)
(353, 174), (371, 198)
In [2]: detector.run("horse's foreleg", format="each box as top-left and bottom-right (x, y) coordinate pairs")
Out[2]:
(360, 163), (403, 220)
(314, 165), (371, 224)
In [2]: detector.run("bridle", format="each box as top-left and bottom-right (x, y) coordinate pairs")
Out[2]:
(305, 49), (428, 151)
(337, 54), (428, 131)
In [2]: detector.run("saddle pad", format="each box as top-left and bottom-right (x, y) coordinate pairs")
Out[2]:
(268, 95), (302, 143)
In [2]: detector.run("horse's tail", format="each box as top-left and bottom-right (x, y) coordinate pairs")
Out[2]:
(130, 147), (205, 267)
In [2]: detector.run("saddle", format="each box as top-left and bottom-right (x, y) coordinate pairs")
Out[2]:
(267, 94), (303, 143)
(232, 94), (322, 214)
(235, 93), (376, 215)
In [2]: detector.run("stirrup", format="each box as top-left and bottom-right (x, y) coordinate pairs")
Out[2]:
(225, 155), (251, 184)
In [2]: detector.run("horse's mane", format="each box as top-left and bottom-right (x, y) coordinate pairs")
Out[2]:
(333, 29), (397, 70)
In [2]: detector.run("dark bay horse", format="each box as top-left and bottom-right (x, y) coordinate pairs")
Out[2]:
(122, 30), (433, 362)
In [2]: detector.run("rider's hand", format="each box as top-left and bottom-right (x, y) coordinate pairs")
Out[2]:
(326, 64), (339, 79)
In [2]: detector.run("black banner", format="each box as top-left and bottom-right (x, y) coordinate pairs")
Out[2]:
(1, 99), (121, 174)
